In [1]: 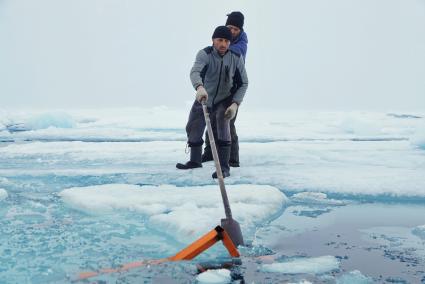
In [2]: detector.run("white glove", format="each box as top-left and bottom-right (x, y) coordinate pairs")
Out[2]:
(224, 103), (238, 120)
(196, 86), (208, 103)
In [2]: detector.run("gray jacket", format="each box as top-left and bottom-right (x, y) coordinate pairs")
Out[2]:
(190, 46), (248, 108)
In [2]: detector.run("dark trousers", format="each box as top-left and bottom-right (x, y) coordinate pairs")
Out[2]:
(203, 110), (239, 165)
(186, 101), (231, 147)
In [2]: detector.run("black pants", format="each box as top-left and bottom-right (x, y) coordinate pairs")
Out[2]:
(186, 100), (231, 147)
(203, 110), (239, 165)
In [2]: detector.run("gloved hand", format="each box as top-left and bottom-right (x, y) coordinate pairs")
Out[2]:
(224, 103), (238, 120)
(196, 86), (208, 103)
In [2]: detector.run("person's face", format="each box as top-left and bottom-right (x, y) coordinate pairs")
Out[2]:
(213, 38), (231, 55)
(226, 25), (241, 40)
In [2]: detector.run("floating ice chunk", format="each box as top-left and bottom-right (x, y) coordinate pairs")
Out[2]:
(60, 184), (288, 242)
(261, 255), (339, 275)
(27, 112), (75, 130)
(291, 192), (346, 206)
(196, 269), (231, 283)
(291, 207), (332, 218)
(336, 270), (373, 284)
(412, 225), (425, 240)
(0, 188), (8, 201)
(6, 112), (76, 132)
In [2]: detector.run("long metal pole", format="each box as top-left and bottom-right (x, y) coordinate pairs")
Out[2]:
(201, 102), (233, 219)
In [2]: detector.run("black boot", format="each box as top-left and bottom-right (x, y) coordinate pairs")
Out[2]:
(229, 119), (240, 167)
(202, 149), (213, 162)
(212, 145), (231, 179)
(176, 146), (202, 169)
(229, 139), (240, 167)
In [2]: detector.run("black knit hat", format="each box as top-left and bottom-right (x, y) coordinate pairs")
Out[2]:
(225, 11), (244, 30)
(212, 26), (232, 41)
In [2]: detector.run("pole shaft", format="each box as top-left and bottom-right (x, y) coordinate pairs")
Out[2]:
(202, 103), (233, 219)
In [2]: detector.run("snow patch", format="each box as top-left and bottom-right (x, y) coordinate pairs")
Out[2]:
(59, 184), (288, 242)
(0, 188), (8, 201)
(291, 192), (346, 206)
(196, 269), (231, 283)
(261, 255), (339, 275)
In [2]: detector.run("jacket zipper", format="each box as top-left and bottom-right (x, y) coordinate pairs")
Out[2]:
(212, 59), (223, 107)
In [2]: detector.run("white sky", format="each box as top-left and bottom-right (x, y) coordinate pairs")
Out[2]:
(0, 0), (424, 111)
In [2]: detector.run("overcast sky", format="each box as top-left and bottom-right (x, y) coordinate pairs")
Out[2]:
(0, 0), (424, 111)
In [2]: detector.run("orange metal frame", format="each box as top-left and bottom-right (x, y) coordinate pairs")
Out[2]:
(78, 225), (240, 280)
(169, 226), (240, 260)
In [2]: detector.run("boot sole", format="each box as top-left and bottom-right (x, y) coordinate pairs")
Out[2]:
(176, 163), (202, 170)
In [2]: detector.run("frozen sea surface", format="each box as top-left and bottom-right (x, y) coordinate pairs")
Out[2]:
(0, 108), (425, 283)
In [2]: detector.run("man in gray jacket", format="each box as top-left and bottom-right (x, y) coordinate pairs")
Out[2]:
(176, 26), (248, 178)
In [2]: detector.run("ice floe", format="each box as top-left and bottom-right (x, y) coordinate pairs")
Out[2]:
(6, 111), (76, 132)
(2, 138), (425, 198)
(1, 107), (425, 282)
(1, 109), (425, 198)
(1, 109), (423, 142)
(196, 269), (231, 283)
(261, 255), (339, 274)
(59, 184), (288, 243)
(291, 192), (346, 206)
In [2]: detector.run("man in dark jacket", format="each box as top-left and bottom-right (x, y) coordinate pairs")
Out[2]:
(176, 26), (248, 178)
(202, 11), (248, 167)
(226, 11), (248, 60)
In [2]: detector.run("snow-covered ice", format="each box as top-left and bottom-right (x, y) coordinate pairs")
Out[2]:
(261, 255), (339, 274)
(1, 109), (424, 197)
(59, 184), (287, 242)
(1, 108), (423, 143)
(196, 269), (231, 283)
(291, 192), (346, 206)
(1, 107), (424, 283)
